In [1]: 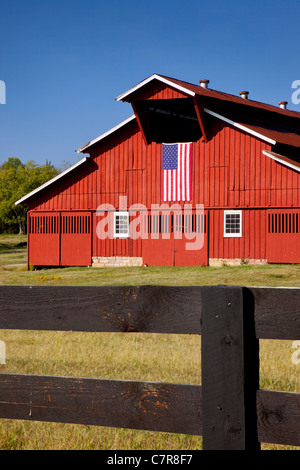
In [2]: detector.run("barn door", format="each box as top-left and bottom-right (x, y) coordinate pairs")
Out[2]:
(266, 209), (300, 263)
(28, 212), (60, 266)
(141, 212), (174, 266)
(60, 212), (92, 266)
(141, 210), (208, 266)
(174, 210), (208, 266)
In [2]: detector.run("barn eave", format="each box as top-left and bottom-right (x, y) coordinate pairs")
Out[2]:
(75, 115), (136, 153)
(15, 156), (89, 206)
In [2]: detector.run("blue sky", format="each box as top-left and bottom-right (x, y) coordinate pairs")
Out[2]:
(1, 0), (300, 168)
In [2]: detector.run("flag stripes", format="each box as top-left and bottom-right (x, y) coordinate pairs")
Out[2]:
(162, 143), (192, 201)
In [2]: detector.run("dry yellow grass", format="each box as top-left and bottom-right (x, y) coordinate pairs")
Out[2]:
(0, 330), (202, 450)
(0, 330), (298, 450)
(0, 235), (299, 450)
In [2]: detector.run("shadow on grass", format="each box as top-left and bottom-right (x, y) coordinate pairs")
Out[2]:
(0, 241), (27, 253)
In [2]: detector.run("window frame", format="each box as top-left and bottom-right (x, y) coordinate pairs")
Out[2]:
(224, 210), (242, 238)
(113, 211), (130, 238)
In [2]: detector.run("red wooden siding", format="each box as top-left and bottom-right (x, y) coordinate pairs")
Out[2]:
(26, 87), (300, 266)
(141, 209), (208, 266)
(28, 212), (60, 266)
(125, 81), (189, 101)
(208, 209), (266, 261)
(266, 209), (300, 263)
(28, 212), (92, 266)
(60, 212), (91, 266)
(29, 118), (298, 214)
(93, 211), (142, 260)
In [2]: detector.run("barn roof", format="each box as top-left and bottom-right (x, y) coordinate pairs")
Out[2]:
(117, 73), (300, 120)
(116, 73), (300, 148)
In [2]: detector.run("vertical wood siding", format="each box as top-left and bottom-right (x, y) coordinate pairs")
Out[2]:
(27, 94), (300, 263)
(208, 209), (266, 260)
(30, 118), (296, 214)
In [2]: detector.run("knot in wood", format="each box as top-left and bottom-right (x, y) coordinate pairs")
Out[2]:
(221, 334), (237, 346)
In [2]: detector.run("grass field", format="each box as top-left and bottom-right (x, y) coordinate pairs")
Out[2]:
(0, 235), (299, 450)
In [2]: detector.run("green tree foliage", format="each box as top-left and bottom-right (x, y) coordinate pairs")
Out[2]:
(0, 158), (58, 234)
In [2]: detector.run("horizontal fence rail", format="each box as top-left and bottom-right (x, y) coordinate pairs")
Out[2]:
(0, 285), (299, 450)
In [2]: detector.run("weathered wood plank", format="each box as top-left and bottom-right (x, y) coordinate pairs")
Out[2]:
(1, 285), (300, 339)
(0, 373), (202, 436)
(0, 285), (202, 334)
(0, 284), (299, 448)
(249, 287), (300, 340)
(201, 286), (260, 450)
(257, 389), (300, 446)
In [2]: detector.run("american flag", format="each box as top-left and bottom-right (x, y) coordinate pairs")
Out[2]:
(162, 142), (192, 201)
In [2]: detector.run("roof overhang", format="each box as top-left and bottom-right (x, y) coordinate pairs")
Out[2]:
(204, 108), (300, 148)
(15, 156), (88, 205)
(116, 73), (300, 121)
(116, 74), (196, 102)
(204, 108), (277, 145)
(262, 150), (300, 172)
(76, 115), (136, 153)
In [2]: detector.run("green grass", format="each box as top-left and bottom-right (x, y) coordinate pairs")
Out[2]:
(0, 234), (27, 267)
(0, 235), (299, 450)
(1, 263), (300, 288)
(1, 234), (300, 288)
(3, 260), (300, 288)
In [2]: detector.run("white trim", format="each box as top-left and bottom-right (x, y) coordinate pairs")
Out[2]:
(262, 150), (300, 173)
(115, 74), (195, 102)
(76, 115), (136, 153)
(15, 157), (88, 205)
(113, 211), (130, 238)
(224, 210), (242, 238)
(204, 108), (277, 145)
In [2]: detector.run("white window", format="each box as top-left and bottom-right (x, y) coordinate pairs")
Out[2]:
(224, 210), (242, 237)
(114, 211), (129, 238)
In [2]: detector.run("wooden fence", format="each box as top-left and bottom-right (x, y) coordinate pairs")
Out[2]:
(0, 285), (299, 450)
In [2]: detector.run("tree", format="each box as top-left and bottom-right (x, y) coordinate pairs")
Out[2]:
(0, 158), (58, 234)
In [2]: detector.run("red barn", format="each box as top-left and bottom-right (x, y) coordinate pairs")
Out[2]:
(16, 74), (300, 268)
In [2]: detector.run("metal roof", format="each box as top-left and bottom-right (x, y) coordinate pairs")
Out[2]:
(117, 73), (300, 120)
(116, 74), (300, 148)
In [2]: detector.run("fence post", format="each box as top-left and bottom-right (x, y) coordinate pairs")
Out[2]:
(201, 286), (260, 450)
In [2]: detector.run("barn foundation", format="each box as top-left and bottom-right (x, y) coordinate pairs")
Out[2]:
(209, 258), (268, 267)
(92, 256), (143, 267)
